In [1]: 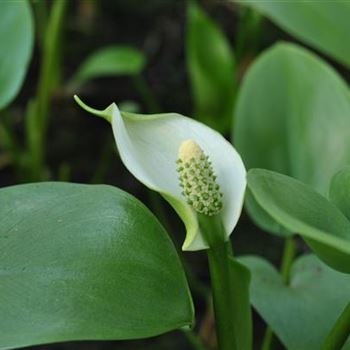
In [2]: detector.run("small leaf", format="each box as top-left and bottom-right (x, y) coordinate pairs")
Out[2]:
(69, 46), (146, 89)
(239, 254), (350, 350)
(0, 0), (34, 109)
(247, 169), (350, 273)
(234, 43), (350, 235)
(0, 182), (193, 349)
(236, 0), (350, 68)
(186, 0), (235, 133)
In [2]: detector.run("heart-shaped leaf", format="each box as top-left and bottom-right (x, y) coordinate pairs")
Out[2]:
(235, 0), (350, 68)
(0, 182), (193, 349)
(247, 169), (350, 273)
(186, 0), (235, 133)
(239, 254), (350, 350)
(0, 0), (34, 109)
(234, 43), (350, 235)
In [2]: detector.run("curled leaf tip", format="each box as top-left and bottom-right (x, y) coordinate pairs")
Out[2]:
(177, 139), (223, 216)
(74, 94), (112, 122)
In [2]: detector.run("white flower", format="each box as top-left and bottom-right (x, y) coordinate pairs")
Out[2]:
(74, 95), (246, 251)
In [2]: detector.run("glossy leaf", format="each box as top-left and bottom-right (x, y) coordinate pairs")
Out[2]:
(69, 46), (146, 89)
(0, 182), (193, 349)
(186, 0), (235, 133)
(239, 254), (350, 350)
(236, 0), (350, 68)
(247, 169), (350, 273)
(0, 0), (34, 109)
(234, 43), (350, 234)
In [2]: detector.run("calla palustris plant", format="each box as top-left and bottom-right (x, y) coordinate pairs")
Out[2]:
(74, 95), (252, 350)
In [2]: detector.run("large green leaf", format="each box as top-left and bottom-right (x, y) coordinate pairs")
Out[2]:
(247, 169), (350, 273)
(236, 0), (350, 68)
(234, 43), (350, 234)
(0, 182), (193, 349)
(69, 46), (146, 89)
(239, 254), (350, 350)
(0, 0), (34, 110)
(186, 0), (235, 133)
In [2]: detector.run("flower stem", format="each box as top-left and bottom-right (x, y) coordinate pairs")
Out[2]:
(31, 0), (48, 51)
(199, 214), (238, 350)
(280, 236), (296, 284)
(321, 301), (350, 350)
(260, 236), (296, 350)
(207, 241), (237, 350)
(26, 0), (68, 181)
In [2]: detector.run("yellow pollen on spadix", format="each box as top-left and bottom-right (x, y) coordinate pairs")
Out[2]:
(176, 139), (223, 216)
(178, 139), (204, 162)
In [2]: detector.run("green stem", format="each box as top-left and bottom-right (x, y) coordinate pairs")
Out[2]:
(31, 0), (48, 51)
(321, 301), (350, 350)
(280, 236), (296, 284)
(36, 0), (67, 132)
(199, 214), (237, 350)
(207, 242), (236, 350)
(261, 236), (296, 350)
(26, 0), (68, 181)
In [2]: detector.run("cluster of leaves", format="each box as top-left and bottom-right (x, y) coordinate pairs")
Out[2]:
(187, 0), (350, 349)
(177, 1), (350, 347)
(2, 1), (350, 350)
(234, 1), (350, 349)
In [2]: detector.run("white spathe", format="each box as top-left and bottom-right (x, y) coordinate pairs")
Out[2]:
(74, 95), (246, 251)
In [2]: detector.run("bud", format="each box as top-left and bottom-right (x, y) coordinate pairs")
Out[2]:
(176, 140), (223, 216)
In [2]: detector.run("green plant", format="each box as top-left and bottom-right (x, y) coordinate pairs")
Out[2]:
(2, 1), (350, 350)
